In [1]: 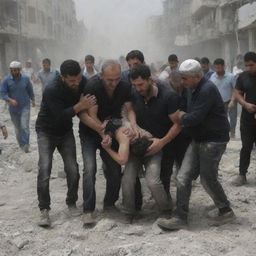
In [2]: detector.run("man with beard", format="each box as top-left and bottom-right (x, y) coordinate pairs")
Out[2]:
(0, 61), (35, 153)
(36, 60), (96, 227)
(121, 64), (183, 223)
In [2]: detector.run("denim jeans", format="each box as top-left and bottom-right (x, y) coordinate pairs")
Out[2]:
(80, 133), (122, 212)
(122, 151), (172, 214)
(239, 122), (256, 175)
(37, 131), (79, 210)
(10, 107), (30, 147)
(175, 140), (230, 220)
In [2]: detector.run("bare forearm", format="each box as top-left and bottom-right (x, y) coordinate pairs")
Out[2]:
(160, 123), (182, 146)
(79, 112), (104, 135)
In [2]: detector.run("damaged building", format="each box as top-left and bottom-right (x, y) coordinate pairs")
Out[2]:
(0, 0), (86, 78)
(150, 0), (256, 69)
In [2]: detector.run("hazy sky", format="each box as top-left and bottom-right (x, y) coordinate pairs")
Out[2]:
(74, 0), (163, 60)
(75, 0), (163, 28)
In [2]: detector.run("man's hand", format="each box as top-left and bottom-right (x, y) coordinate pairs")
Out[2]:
(79, 94), (96, 110)
(31, 100), (36, 107)
(1, 126), (8, 139)
(172, 110), (186, 124)
(130, 124), (140, 142)
(74, 94), (96, 113)
(9, 98), (18, 107)
(101, 134), (112, 149)
(145, 138), (164, 156)
(244, 102), (256, 113)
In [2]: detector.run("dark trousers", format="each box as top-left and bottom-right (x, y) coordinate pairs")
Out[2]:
(239, 122), (256, 175)
(80, 133), (122, 212)
(37, 131), (79, 210)
(175, 141), (230, 220)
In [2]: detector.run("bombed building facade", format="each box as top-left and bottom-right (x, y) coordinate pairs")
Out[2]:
(0, 0), (86, 77)
(150, 0), (256, 68)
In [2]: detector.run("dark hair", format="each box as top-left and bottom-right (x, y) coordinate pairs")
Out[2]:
(130, 64), (151, 80)
(213, 58), (225, 66)
(104, 118), (122, 135)
(60, 59), (81, 77)
(168, 54), (178, 62)
(130, 137), (153, 157)
(42, 58), (51, 65)
(85, 55), (95, 63)
(126, 50), (144, 63)
(244, 52), (256, 63)
(201, 57), (210, 64)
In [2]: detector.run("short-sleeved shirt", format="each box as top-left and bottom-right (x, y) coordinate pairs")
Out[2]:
(235, 71), (256, 125)
(36, 76), (86, 136)
(131, 83), (181, 139)
(37, 69), (60, 91)
(79, 75), (132, 136)
(210, 72), (236, 103)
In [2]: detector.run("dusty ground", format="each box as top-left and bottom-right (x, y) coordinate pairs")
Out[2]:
(0, 91), (256, 256)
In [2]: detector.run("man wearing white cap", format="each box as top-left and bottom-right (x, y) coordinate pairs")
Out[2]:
(157, 59), (235, 230)
(0, 61), (35, 152)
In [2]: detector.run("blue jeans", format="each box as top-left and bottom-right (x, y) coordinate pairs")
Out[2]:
(10, 107), (30, 147)
(80, 133), (122, 212)
(122, 151), (172, 214)
(37, 131), (79, 210)
(175, 141), (230, 220)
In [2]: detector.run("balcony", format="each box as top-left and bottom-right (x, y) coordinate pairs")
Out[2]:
(191, 0), (218, 18)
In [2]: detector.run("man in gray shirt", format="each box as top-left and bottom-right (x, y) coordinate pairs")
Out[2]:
(37, 58), (59, 92)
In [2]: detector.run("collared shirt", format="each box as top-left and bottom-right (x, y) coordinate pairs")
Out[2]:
(79, 75), (132, 136)
(181, 78), (230, 142)
(203, 69), (214, 81)
(121, 69), (131, 84)
(210, 71), (236, 102)
(235, 71), (256, 125)
(36, 76), (86, 136)
(158, 66), (179, 82)
(37, 69), (60, 91)
(0, 74), (35, 113)
(131, 83), (180, 139)
(82, 67), (98, 80)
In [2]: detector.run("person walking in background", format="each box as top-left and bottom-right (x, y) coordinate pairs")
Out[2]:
(0, 61), (35, 153)
(232, 52), (256, 186)
(82, 55), (98, 80)
(200, 57), (214, 81)
(210, 58), (236, 137)
(37, 58), (59, 93)
(0, 121), (8, 155)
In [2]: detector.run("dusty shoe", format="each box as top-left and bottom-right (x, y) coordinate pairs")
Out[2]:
(38, 209), (51, 227)
(208, 210), (236, 226)
(232, 175), (247, 186)
(118, 212), (135, 224)
(68, 204), (81, 217)
(83, 212), (96, 227)
(22, 144), (30, 153)
(157, 216), (187, 231)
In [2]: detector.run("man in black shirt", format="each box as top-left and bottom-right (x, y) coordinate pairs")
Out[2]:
(121, 64), (182, 222)
(158, 59), (235, 231)
(79, 60), (139, 226)
(36, 60), (96, 227)
(232, 52), (256, 186)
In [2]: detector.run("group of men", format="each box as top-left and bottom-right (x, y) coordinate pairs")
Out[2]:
(1, 49), (256, 231)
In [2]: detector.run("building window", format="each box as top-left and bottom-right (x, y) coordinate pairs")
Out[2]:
(28, 6), (36, 24)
